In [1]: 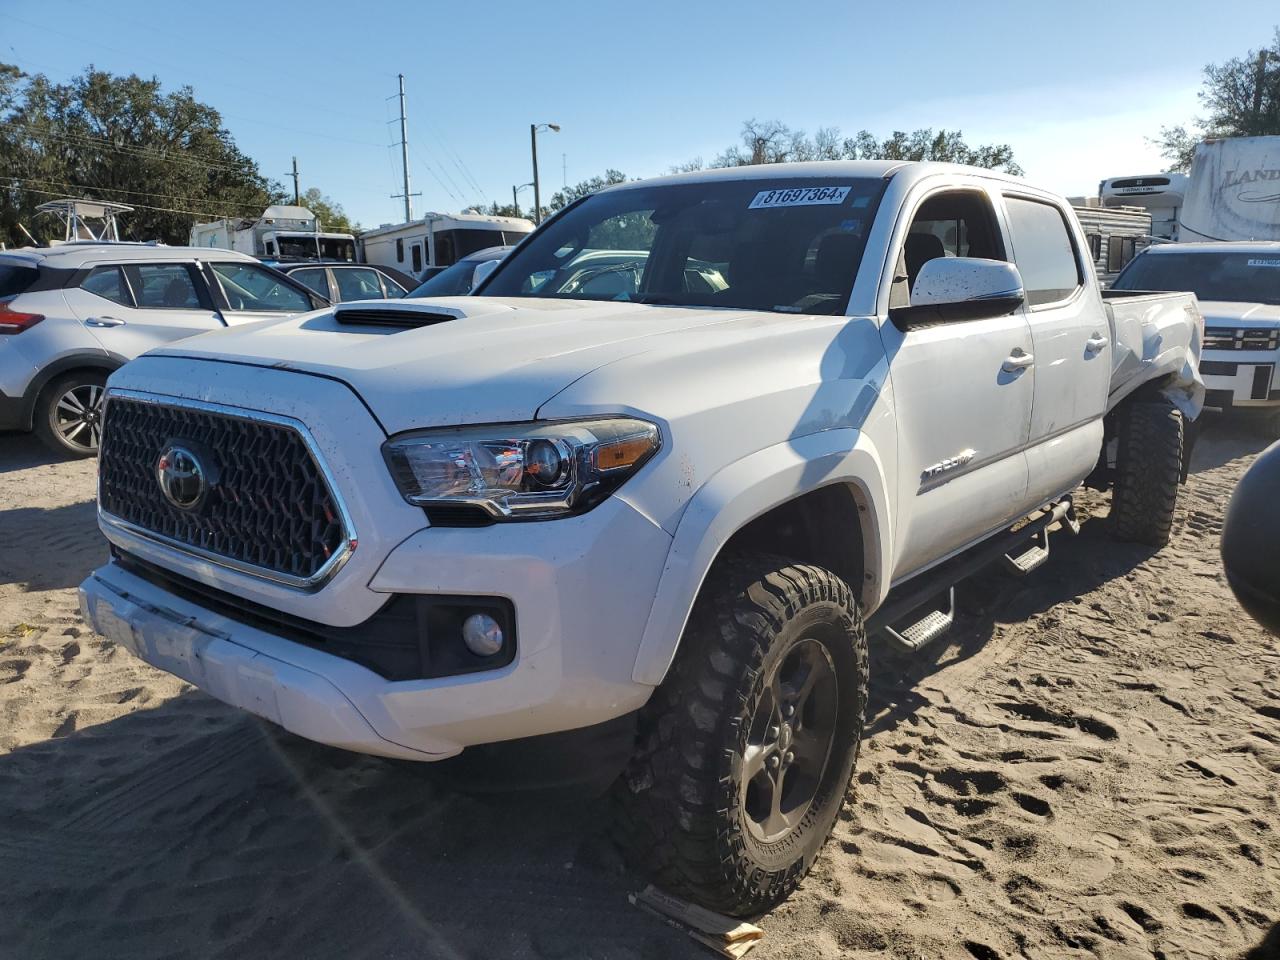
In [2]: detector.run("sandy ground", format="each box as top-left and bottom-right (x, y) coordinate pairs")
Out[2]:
(1, 422), (1278, 960)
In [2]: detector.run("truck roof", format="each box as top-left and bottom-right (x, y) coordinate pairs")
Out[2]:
(1143, 240), (1280, 254)
(600, 160), (1029, 194)
(0, 243), (260, 268)
(360, 212), (534, 240)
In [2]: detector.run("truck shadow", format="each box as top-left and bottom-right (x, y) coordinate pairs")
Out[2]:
(0, 694), (701, 960)
(865, 510), (1159, 737)
(1189, 413), (1274, 473)
(0, 432), (67, 473)
(0, 500), (104, 590)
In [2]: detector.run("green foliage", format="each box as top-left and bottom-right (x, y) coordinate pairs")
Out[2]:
(0, 63), (280, 246)
(300, 187), (356, 235)
(549, 169), (629, 212)
(706, 119), (1023, 174)
(1157, 29), (1280, 173)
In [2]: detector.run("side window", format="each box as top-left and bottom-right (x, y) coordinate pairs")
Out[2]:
(1107, 237), (1137, 274)
(1087, 234), (1103, 262)
(80, 265), (131, 306)
(396, 238), (404, 263)
(379, 274), (407, 297)
(412, 243), (423, 273)
(124, 264), (201, 309)
(334, 267), (387, 302)
(894, 190), (1005, 307)
(1003, 196), (1082, 306)
(291, 268), (331, 299)
(432, 233), (455, 267)
(265, 240), (277, 257)
(210, 262), (311, 313)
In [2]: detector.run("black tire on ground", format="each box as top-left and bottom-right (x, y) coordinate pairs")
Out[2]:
(1110, 398), (1184, 547)
(614, 556), (868, 916)
(33, 371), (108, 458)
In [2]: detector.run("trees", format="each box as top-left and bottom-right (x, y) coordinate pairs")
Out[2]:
(707, 119), (1023, 174)
(0, 64), (279, 246)
(299, 187), (356, 234)
(1157, 29), (1280, 172)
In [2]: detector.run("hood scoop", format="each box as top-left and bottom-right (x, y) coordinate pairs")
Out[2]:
(333, 305), (458, 329)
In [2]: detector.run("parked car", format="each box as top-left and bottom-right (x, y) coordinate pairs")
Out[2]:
(1111, 241), (1279, 437)
(80, 162), (1202, 915)
(407, 246), (510, 298)
(270, 261), (413, 303)
(0, 243), (324, 456)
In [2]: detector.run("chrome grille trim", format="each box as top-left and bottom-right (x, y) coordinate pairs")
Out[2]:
(97, 389), (357, 591)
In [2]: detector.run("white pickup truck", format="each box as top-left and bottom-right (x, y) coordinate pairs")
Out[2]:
(79, 161), (1202, 915)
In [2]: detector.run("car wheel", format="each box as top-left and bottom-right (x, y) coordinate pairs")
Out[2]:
(34, 372), (107, 458)
(615, 556), (868, 916)
(1110, 397), (1184, 547)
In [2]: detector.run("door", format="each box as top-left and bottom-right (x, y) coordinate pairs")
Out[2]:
(1002, 194), (1110, 503)
(880, 187), (1036, 581)
(204, 261), (315, 325)
(62, 262), (224, 360)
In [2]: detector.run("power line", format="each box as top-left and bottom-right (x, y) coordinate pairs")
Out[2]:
(15, 183), (259, 221)
(1, 122), (251, 173)
(7, 176), (265, 215)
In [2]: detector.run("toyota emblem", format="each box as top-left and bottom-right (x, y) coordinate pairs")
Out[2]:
(156, 445), (208, 510)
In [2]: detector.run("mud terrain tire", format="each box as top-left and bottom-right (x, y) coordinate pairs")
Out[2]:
(614, 557), (868, 916)
(1111, 398), (1184, 547)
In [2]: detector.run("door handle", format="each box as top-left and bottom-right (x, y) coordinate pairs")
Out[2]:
(85, 316), (126, 328)
(1002, 351), (1035, 373)
(1085, 334), (1109, 355)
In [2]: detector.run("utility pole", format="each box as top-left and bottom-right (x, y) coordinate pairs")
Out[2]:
(1252, 50), (1270, 129)
(530, 124), (541, 226)
(290, 157), (300, 205)
(562, 153), (567, 188)
(391, 74), (419, 222)
(512, 184), (520, 219)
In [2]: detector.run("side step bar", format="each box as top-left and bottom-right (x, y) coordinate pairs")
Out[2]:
(869, 499), (1078, 654)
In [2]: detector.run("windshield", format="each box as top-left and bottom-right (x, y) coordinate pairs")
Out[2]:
(1112, 251), (1280, 305)
(275, 235), (357, 262)
(409, 257), (489, 297)
(480, 177), (887, 314)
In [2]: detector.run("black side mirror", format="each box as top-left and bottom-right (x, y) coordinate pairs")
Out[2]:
(1222, 441), (1280, 635)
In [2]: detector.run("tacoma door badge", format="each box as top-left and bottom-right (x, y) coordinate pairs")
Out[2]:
(920, 449), (976, 488)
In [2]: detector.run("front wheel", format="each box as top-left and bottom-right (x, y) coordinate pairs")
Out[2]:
(34, 372), (108, 458)
(615, 557), (868, 916)
(1110, 398), (1184, 547)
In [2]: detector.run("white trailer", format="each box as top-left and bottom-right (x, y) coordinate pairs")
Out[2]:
(190, 205), (357, 262)
(1099, 173), (1187, 240)
(1178, 136), (1280, 243)
(360, 212), (533, 280)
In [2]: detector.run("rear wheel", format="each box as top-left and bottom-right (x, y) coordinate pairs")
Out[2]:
(34, 372), (107, 458)
(615, 556), (868, 916)
(1110, 398), (1184, 547)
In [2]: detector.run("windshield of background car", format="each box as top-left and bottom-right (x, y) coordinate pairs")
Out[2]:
(480, 177), (887, 314)
(1112, 251), (1280, 306)
(409, 258), (484, 297)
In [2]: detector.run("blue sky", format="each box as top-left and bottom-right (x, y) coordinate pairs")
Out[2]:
(4, 0), (1277, 229)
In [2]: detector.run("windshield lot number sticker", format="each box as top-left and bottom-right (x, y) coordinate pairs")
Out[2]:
(1247, 258), (1280, 267)
(749, 186), (852, 209)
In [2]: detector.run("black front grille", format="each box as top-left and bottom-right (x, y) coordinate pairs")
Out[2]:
(99, 397), (346, 582)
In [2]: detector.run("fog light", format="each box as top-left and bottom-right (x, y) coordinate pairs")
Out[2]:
(462, 613), (505, 657)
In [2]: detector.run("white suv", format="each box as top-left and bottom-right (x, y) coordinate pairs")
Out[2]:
(0, 243), (325, 456)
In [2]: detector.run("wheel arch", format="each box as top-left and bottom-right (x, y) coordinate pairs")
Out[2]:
(631, 429), (893, 686)
(19, 352), (124, 431)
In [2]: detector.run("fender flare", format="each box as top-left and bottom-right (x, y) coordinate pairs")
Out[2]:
(631, 428), (893, 686)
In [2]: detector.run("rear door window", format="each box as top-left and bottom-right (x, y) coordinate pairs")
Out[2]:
(1003, 197), (1082, 306)
(124, 264), (202, 309)
(291, 268), (331, 299)
(333, 267), (388, 302)
(80, 265), (132, 306)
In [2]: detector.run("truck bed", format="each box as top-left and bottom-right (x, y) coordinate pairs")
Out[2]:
(1102, 289), (1204, 418)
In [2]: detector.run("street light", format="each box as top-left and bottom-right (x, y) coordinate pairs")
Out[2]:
(530, 123), (560, 225)
(512, 182), (534, 220)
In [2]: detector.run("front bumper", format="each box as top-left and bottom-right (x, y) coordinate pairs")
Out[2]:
(80, 496), (673, 760)
(1200, 351), (1280, 410)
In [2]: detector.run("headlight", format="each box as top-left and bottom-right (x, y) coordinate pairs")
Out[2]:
(382, 417), (660, 520)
